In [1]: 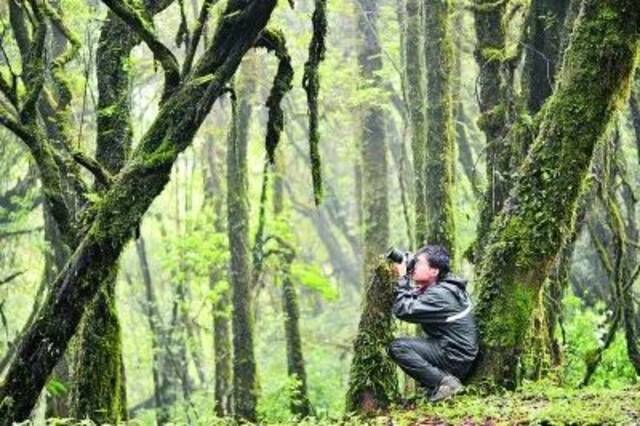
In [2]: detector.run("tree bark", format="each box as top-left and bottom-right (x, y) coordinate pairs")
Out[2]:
(0, 2), (277, 422)
(227, 65), (258, 422)
(204, 136), (232, 417)
(471, 0), (640, 389)
(404, 0), (427, 242)
(345, 261), (398, 413)
(357, 0), (389, 280)
(423, 0), (456, 257)
(470, 0), (511, 261)
(522, 0), (571, 114)
(273, 155), (312, 418)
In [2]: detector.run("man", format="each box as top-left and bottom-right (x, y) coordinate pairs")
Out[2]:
(388, 245), (479, 402)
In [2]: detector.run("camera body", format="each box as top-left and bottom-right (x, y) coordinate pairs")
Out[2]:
(386, 247), (417, 275)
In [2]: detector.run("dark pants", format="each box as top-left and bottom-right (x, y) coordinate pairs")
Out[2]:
(388, 337), (469, 393)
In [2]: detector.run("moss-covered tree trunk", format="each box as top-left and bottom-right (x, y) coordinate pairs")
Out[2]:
(357, 0), (389, 278)
(404, 0), (427, 243)
(472, 0), (640, 389)
(0, 1), (277, 423)
(70, 8), (138, 421)
(470, 0), (511, 260)
(423, 0), (456, 256)
(346, 261), (398, 413)
(227, 68), (258, 422)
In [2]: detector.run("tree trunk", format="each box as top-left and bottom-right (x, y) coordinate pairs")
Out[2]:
(273, 155), (312, 418)
(471, 0), (640, 389)
(423, 0), (456, 257)
(470, 0), (511, 261)
(204, 137), (232, 417)
(357, 0), (389, 280)
(346, 261), (398, 413)
(134, 235), (178, 423)
(227, 66), (258, 422)
(522, 0), (571, 114)
(71, 9), (141, 421)
(404, 0), (427, 242)
(0, 2), (277, 422)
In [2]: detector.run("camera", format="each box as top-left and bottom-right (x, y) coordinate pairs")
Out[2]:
(386, 247), (417, 275)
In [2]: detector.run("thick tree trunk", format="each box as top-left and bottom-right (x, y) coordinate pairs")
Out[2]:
(357, 0), (389, 279)
(227, 67), (258, 422)
(472, 0), (640, 389)
(404, 0), (427, 242)
(0, 2), (277, 423)
(346, 261), (398, 413)
(423, 0), (456, 256)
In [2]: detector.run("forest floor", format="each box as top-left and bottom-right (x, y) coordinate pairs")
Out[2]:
(372, 383), (640, 425)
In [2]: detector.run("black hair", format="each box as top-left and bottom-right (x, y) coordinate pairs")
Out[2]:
(415, 244), (450, 280)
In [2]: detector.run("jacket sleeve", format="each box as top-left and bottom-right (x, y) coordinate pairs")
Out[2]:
(391, 281), (456, 324)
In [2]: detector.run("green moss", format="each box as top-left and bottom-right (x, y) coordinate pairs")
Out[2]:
(345, 260), (399, 414)
(472, 0), (640, 388)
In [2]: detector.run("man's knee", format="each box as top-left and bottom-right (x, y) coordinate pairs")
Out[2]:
(387, 338), (410, 361)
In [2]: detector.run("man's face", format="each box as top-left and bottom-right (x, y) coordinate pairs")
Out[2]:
(411, 254), (440, 286)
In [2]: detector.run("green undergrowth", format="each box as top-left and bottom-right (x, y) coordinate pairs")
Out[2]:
(39, 383), (640, 425)
(387, 382), (640, 426)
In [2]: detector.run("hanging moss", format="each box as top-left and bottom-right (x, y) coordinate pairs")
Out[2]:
(346, 260), (398, 414)
(255, 29), (294, 165)
(302, 0), (327, 206)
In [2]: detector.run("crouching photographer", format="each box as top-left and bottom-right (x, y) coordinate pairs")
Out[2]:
(386, 244), (479, 402)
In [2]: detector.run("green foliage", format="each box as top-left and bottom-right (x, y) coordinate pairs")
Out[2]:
(290, 263), (338, 301)
(562, 293), (637, 388)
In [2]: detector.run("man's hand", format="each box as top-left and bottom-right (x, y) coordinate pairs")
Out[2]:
(395, 262), (407, 277)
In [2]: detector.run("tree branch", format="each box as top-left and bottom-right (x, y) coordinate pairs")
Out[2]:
(182, 0), (220, 76)
(71, 151), (113, 188)
(100, 0), (180, 100)
(0, 271), (25, 286)
(254, 28), (294, 164)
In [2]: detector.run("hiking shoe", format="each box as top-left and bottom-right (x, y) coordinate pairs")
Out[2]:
(429, 375), (463, 402)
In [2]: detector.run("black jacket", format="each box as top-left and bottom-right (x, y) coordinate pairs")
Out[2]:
(392, 273), (479, 365)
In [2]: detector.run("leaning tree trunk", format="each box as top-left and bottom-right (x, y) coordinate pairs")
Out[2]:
(0, 2), (277, 423)
(227, 67), (258, 422)
(423, 0), (456, 256)
(357, 0), (389, 280)
(471, 0), (640, 389)
(346, 261), (398, 413)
